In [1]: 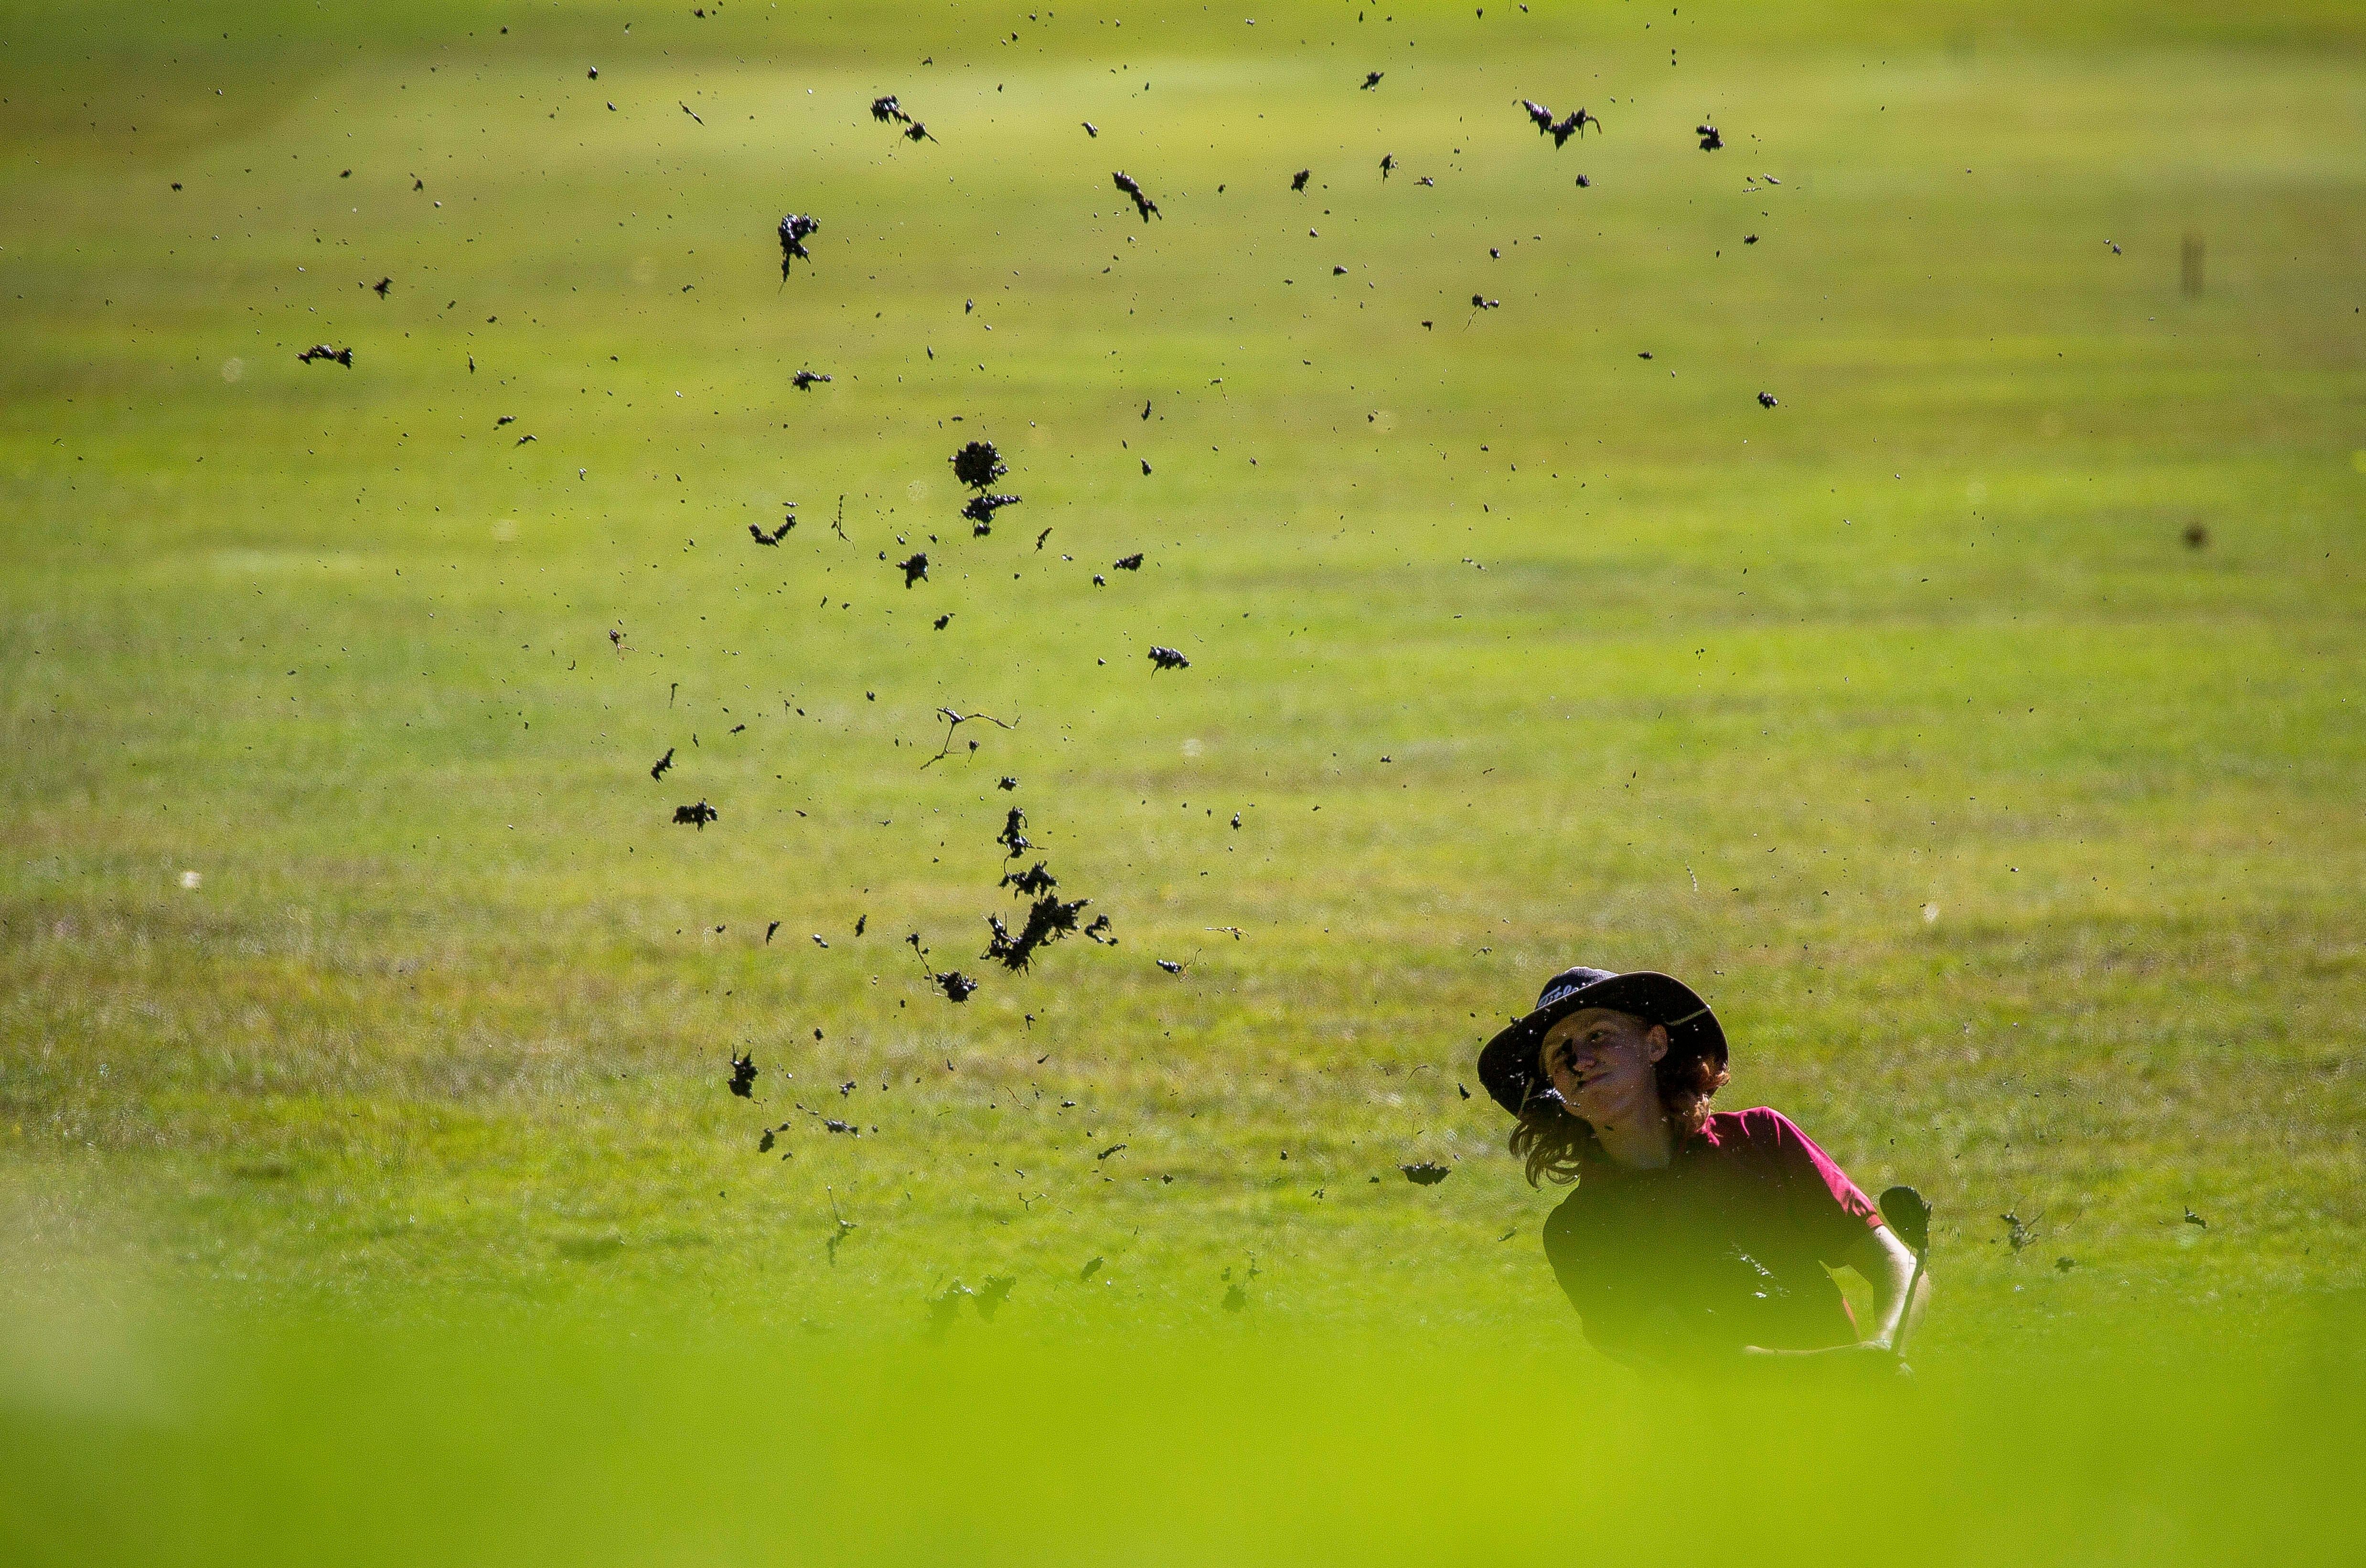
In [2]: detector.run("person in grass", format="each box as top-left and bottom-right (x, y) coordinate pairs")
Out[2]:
(1477, 966), (1926, 1371)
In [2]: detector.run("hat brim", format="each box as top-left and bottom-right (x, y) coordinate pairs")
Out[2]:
(1475, 971), (1726, 1116)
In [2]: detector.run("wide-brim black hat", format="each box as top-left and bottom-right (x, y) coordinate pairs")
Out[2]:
(1475, 966), (1726, 1116)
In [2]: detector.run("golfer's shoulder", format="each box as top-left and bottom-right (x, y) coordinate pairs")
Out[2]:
(1713, 1105), (1806, 1140)
(1704, 1106), (1816, 1158)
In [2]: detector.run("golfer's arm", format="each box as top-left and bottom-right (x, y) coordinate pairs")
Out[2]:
(1842, 1224), (1927, 1350)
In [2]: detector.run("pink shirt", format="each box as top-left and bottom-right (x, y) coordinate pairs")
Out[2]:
(1542, 1107), (1886, 1358)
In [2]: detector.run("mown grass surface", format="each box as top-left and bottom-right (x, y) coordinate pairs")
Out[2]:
(1, 0), (2361, 1371)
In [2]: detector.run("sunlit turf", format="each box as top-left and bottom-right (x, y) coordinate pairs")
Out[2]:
(0, 0), (2361, 1367)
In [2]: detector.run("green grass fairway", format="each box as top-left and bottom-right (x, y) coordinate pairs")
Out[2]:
(2, 0), (2363, 1365)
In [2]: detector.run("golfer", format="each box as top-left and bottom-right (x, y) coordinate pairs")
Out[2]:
(1478, 966), (1926, 1369)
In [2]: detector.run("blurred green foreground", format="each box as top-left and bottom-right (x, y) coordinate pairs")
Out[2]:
(5, 1303), (2364, 1567)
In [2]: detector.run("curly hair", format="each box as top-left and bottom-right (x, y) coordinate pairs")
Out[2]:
(1507, 1035), (1731, 1186)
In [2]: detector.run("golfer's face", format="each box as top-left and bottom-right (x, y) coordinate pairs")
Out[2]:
(1540, 1009), (1663, 1113)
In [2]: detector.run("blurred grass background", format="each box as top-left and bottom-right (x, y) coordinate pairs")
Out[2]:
(0, 0), (2361, 1397)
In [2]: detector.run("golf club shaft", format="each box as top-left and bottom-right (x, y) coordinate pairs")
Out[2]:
(1890, 1249), (1928, 1361)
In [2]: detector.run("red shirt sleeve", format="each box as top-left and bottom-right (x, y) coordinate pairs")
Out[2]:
(1732, 1107), (1884, 1265)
